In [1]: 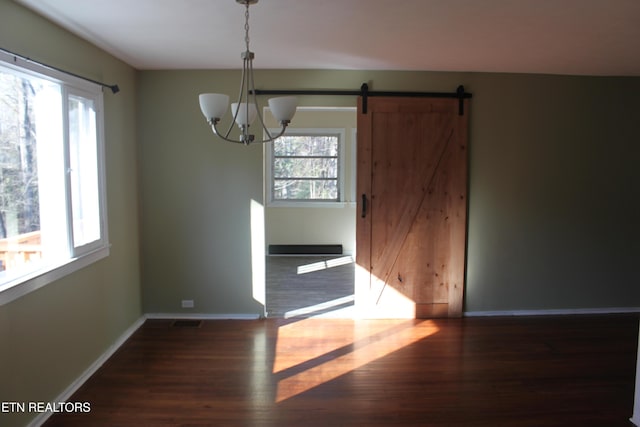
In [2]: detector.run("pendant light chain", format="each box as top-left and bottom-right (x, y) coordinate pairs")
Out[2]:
(242, 2), (252, 144)
(244, 3), (251, 53)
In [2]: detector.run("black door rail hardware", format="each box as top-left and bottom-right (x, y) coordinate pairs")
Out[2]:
(253, 84), (472, 115)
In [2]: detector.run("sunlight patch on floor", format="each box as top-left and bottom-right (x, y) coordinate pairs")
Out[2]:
(296, 255), (354, 275)
(274, 319), (439, 402)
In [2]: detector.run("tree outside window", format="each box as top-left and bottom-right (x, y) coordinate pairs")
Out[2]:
(271, 133), (342, 202)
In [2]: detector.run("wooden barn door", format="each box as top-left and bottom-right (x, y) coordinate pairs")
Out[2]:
(356, 97), (469, 318)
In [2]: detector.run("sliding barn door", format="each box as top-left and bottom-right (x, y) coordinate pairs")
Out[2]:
(356, 97), (469, 318)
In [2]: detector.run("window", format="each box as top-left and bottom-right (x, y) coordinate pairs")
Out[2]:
(0, 51), (108, 302)
(267, 129), (345, 204)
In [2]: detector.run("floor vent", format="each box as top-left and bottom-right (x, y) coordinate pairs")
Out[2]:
(171, 319), (203, 328)
(269, 244), (343, 255)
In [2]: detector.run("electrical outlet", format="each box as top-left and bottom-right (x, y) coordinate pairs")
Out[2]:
(181, 300), (194, 308)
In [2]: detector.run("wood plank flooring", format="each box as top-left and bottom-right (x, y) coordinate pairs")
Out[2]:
(266, 255), (355, 318)
(43, 314), (638, 426)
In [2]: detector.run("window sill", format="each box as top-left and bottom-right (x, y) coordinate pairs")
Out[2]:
(267, 201), (356, 208)
(0, 245), (110, 306)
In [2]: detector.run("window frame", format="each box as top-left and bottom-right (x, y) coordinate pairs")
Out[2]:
(65, 85), (109, 257)
(266, 128), (346, 207)
(0, 51), (109, 306)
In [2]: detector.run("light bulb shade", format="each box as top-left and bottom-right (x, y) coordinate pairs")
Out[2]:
(199, 93), (229, 120)
(268, 96), (298, 122)
(231, 102), (258, 127)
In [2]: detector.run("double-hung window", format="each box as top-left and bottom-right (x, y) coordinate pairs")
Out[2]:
(267, 129), (345, 204)
(0, 51), (108, 302)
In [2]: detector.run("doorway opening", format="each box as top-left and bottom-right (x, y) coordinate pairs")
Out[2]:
(263, 107), (357, 318)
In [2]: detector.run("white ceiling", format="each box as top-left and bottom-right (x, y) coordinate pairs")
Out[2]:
(14, 0), (640, 76)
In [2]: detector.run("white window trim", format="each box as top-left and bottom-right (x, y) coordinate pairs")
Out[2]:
(266, 128), (346, 207)
(0, 246), (109, 306)
(65, 85), (109, 257)
(0, 51), (109, 306)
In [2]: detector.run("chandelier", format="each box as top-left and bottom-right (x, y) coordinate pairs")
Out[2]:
(199, 0), (297, 145)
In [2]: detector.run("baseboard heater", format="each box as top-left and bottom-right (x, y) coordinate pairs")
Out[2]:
(268, 244), (343, 255)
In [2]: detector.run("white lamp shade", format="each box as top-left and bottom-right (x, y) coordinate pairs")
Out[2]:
(231, 102), (258, 127)
(199, 93), (229, 120)
(268, 96), (298, 122)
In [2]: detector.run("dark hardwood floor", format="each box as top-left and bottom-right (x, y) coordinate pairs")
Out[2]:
(44, 314), (638, 427)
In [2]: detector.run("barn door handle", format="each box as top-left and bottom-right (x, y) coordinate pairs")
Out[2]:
(361, 194), (367, 218)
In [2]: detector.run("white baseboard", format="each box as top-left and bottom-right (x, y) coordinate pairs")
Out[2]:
(464, 307), (640, 317)
(145, 313), (261, 320)
(29, 315), (146, 427)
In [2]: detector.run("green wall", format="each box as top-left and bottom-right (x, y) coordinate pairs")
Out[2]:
(466, 73), (639, 311)
(139, 69), (640, 314)
(137, 71), (265, 315)
(0, 1), (142, 426)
